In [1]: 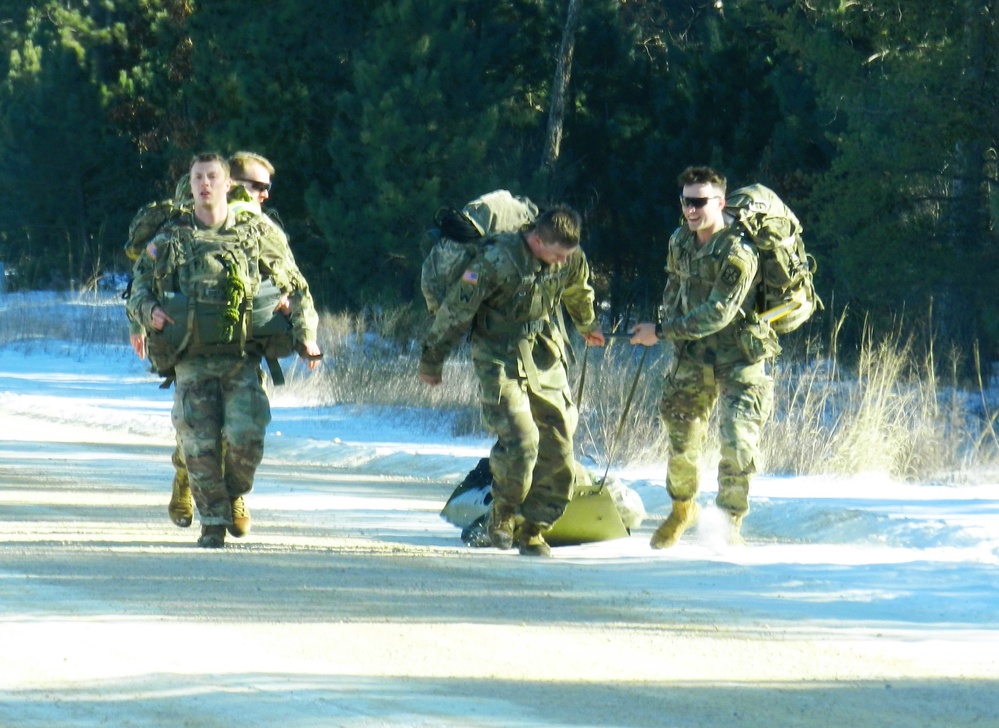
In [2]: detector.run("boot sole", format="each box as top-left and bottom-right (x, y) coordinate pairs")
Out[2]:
(489, 532), (514, 550)
(169, 511), (193, 528)
(518, 544), (552, 557)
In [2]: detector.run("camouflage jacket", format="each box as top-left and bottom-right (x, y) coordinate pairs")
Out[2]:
(128, 203), (317, 346)
(237, 200), (319, 344)
(127, 208), (302, 340)
(419, 231), (598, 379)
(660, 223), (775, 366)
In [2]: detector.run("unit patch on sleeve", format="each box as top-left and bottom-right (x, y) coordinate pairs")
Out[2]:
(720, 262), (743, 287)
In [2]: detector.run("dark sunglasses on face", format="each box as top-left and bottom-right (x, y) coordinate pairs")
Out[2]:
(679, 195), (720, 209)
(236, 178), (271, 193)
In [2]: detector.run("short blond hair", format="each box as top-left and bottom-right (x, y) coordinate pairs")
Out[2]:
(229, 151), (275, 179)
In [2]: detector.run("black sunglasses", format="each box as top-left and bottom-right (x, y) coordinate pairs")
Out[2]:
(236, 178), (272, 193)
(679, 195), (720, 209)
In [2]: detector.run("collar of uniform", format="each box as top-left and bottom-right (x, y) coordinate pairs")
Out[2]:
(190, 207), (238, 233)
(517, 232), (545, 273)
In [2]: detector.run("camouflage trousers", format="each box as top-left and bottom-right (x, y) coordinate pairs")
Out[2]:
(171, 436), (228, 488)
(171, 355), (271, 526)
(476, 356), (578, 528)
(659, 356), (774, 516)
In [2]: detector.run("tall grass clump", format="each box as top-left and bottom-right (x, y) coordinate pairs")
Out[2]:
(281, 306), (483, 436)
(11, 292), (998, 480)
(0, 289), (129, 352)
(765, 311), (999, 482)
(285, 304), (999, 481)
(570, 338), (671, 469)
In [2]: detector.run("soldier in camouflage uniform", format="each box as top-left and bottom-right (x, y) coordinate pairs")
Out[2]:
(228, 151), (320, 347)
(128, 153), (319, 548)
(419, 207), (605, 557)
(125, 152), (320, 530)
(631, 166), (778, 548)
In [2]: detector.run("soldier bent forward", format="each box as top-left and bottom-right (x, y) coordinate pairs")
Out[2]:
(419, 207), (604, 557)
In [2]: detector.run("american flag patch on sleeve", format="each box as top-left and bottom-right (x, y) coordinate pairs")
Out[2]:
(461, 270), (479, 284)
(145, 242), (158, 259)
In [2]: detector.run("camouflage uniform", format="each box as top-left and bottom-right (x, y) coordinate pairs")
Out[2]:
(656, 224), (779, 517)
(228, 188), (319, 344)
(124, 189), (318, 523)
(419, 232), (599, 527)
(127, 208), (289, 528)
(126, 185), (319, 365)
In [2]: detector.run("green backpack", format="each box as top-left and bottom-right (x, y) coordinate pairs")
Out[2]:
(420, 190), (539, 314)
(128, 196), (295, 378)
(145, 218), (267, 373)
(725, 184), (823, 334)
(125, 199), (185, 262)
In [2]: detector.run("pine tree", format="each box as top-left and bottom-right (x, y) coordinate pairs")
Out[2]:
(307, 0), (541, 307)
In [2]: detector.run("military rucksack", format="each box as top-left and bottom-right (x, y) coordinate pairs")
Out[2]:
(420, 189), (539, 314)
(725, 184), (822, 334)
(144, 217), (271, 373)
(125, 198), (186, 261)
(127, 189), (296, 378)
(249, 278), (296, 360)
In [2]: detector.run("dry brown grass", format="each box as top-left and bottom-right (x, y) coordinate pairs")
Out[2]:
(8, 293), (997, 480)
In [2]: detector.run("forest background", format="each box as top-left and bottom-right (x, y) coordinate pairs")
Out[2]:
(0, 0), (997, 362)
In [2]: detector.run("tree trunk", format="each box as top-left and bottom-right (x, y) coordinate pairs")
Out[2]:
(541, 0), (582, 194)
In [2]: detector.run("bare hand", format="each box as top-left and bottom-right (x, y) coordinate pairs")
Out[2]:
(274, 294), (291, 316)
(150, 306), (174, 331)
(130, 333), (147, 360)
(300, 340), (322, 370)
(419, 372), (442, 386)
(583, 330), (605, 347)
(629, 323), (659, 347)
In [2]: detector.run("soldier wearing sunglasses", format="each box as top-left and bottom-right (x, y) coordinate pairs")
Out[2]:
(229, 151), (321, 367)
(230, 151), (274, 204)
(630, 166), (778, 549)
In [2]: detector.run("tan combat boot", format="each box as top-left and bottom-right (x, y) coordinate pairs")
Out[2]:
(228, 496), (251, 538)
(517, 522), (552, 557)
(727, 513), (745, 546)
(487, 502), (517, 550)
(650, 499), (700, 549)
(167, 473), (194, 528)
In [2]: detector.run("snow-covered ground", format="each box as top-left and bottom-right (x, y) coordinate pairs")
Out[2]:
(0, 332), (996, 727)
